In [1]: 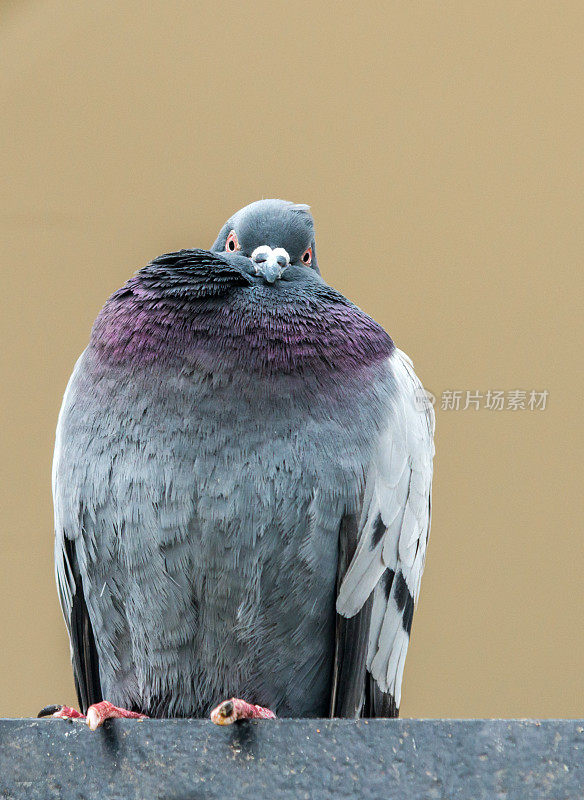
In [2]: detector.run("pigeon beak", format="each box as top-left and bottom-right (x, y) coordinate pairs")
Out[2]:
(251, 246), (290, 284)
(260, 261), (283, 284)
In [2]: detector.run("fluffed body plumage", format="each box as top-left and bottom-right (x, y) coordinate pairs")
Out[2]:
(53, 201), (434, 719)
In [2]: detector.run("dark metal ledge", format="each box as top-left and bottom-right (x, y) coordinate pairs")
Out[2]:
(1, 718), (582, 799)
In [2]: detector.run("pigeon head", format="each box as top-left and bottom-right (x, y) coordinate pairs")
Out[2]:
(211, 199), (319, 283)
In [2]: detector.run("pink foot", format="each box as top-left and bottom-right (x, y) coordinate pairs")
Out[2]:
(38, 704), (85, 720)
(38, 701), (147, 730)
(210, 697), (276, 726)
(85, 701), (147, 731)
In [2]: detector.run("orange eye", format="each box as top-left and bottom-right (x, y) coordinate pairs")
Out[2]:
(225, 230), (240, 252)
(301, 246), (312, 266)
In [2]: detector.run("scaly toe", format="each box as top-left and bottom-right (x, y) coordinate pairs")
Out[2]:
(210, 697), (276, 725)
(85, 701), (148, 731)
(210, 699), (237, 726)
(38, 704), (85, 721)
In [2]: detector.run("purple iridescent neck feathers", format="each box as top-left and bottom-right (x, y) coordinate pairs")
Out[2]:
(90, 249), (394, 376)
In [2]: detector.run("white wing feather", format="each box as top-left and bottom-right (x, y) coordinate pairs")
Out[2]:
(53, 351), (86, 631)
(336, 348), (434, 708)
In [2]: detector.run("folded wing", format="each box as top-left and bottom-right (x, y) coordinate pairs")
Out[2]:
(335, 349), (435, 714)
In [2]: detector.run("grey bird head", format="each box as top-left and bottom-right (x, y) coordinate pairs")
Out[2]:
(211, 199), (319, 283)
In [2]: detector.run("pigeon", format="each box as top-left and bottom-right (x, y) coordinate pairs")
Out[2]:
(41, 199), (434, 730)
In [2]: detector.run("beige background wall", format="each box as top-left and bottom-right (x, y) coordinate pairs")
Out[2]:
(1, 1), (582, 718)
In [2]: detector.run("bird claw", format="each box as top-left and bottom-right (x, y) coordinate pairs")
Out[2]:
(38, 701), (147, 730)
(210, 697), (276, 725)
(210, 699), (237, 725)
(38, 704), (84, 721)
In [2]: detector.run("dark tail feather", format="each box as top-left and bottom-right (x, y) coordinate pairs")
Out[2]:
(64, 538), (102, 713)
(365, 676), (399, 718)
